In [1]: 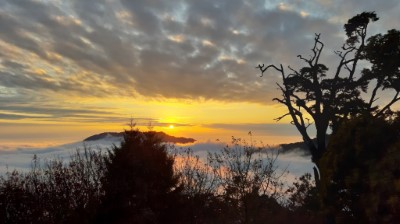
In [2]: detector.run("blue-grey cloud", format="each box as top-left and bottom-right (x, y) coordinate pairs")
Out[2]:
(0, 112), (43, 120)
(0, 138), (313, 186)
(0, 0), (399, 119)
(207, 123), (316, 136)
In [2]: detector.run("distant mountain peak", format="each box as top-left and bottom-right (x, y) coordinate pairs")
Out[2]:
(83, 132), (122, 141)
(279, 135), (330, 155)
(83, 131), (196, 144)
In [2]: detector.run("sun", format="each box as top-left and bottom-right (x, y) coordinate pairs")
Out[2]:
(169, 124), (174, 129)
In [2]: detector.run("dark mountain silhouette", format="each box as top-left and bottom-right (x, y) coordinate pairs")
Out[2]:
(280, 141), (310, 154)
(280, 135), (330, 155)
(84, 131), (196, 144)
(84, 132), (122, 141)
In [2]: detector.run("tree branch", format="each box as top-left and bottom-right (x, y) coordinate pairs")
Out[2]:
(290, 93), (316, 118)
(368, 79), (383, 109)
(375, 91), (400, 117)
(273, 113), (290, 122)
(287, 65), (300, 76)
(256, 64), (283, 77)
(313, 33), (324, 66)
(348, 28), (367, 80)
(297, 54), (313, 66)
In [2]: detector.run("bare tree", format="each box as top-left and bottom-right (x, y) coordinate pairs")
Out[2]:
(208, 137), (286, 224)
(256, 12), (400, 184)
(175, 148), (218, 198)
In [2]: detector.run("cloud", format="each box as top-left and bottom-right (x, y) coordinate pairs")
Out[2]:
(206, 123), (316, 136)
(0, 104), (157, 124)
(1, 105), (115, 117)
(0, 0), (399, 121)
(0, 140), (110, 173)
(0, 138), (314, 185)
(0, 112), (45, 120)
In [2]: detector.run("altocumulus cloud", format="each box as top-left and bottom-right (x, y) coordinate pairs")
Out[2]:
(0, 0), (399, 118)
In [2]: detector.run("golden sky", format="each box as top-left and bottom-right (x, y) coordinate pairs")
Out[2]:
(0, 0), (399, 148)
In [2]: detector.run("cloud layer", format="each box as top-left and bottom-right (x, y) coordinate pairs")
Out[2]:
(0, 137), (313, 188)
(0, 0), (399, 122)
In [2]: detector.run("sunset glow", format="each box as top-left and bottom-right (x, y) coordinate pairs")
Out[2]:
(1, 2), (399, 223)
(0, 0), (399, 149)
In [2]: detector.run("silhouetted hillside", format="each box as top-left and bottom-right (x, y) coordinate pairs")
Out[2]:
(280, 136), (330, 155)
(279, 141), (310, 155)
(84, 132), (122, 141)
(84, 131), (196, 144)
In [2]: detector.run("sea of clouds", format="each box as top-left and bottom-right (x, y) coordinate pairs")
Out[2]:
(0, 136), (315, 186)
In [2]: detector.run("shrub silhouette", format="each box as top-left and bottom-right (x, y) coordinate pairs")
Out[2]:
(174, 137), (323, 224)
(320, 112), (400, 223)
(0, 147), (105, 223)
(286, 173), (320, 222)
(96, 125), (182, 224)
(0, 128), (326, 223)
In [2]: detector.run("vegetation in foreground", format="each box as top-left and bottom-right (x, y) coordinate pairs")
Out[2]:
(1, 113), (399, 223)
(256, 10), (400, 223)
(0, 125), (321, 224)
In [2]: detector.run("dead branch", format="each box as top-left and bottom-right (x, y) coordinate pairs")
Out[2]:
(256, 64), (283, 77)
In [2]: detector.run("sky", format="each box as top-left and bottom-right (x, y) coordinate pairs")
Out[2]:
(0, 0), (400, 148)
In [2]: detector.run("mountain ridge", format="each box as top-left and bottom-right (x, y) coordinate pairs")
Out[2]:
(83, 131), (196, 144)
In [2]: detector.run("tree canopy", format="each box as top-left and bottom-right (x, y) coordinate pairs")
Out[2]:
(97, 124), (181, 223)
(320, 113), (400, 223)
(257, 11), (400, 168)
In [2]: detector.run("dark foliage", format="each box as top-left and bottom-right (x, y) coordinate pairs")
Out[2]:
(257, 12), (400, 223)
(175, 138), (324, 224)
(0, 128), (325, 224)
(0, 148), (105, 223)
(320, 113), (400, 223)
(257, 11), (400, 176)
(96, 126), (182, 224)
(206, 137), (286, 223)
(286, 173), (319, 213)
